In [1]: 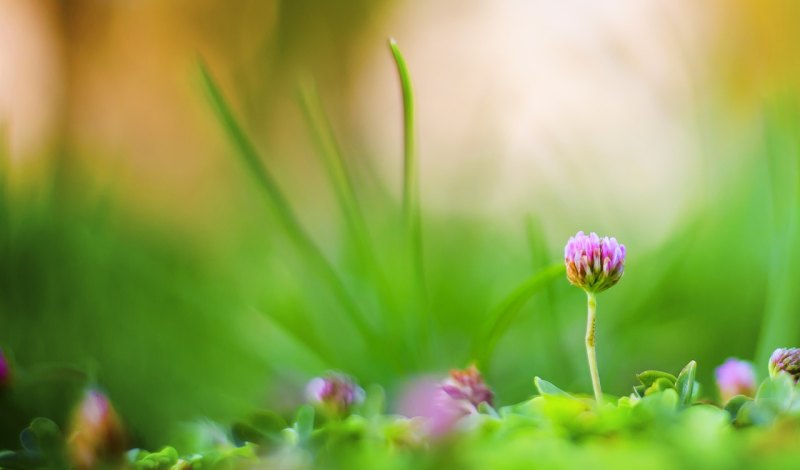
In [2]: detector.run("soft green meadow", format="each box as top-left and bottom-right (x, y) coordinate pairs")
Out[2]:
(2, 39), (800, 469)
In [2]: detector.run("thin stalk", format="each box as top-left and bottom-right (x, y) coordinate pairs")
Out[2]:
(389, 39), (424, 289)
(389, 39), (430, 365)
(585, 291), (603, 403)
(755, 100), (800, 369)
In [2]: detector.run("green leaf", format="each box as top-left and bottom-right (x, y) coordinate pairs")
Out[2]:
(232, 411), (285, 446)
(675, 360), (697, 406)
(294, 405), (316, 441)
(723, 395), (752, 421)
(534, 377), (573, 398)
(638, 387), (679, 413)
(477, 401), (500, 418)
(734, 400), (772, 427)
(0, 449), (37, 469)
(636, 370), (678, 388)
(362, 384), (386, 419)
(132, 446), (179, 470)
(231, 422), (267, 447)
(16, 418), (65, 468)
(755, 373), (794, 412)
(251, 410), (289, 435)
(644, 377), (675, 396)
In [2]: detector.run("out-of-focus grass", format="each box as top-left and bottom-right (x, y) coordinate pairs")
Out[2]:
(2, 44), (800, 454)
(0, 152), (269, 446)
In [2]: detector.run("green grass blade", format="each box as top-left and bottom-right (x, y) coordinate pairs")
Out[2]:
(197, 60), (384, 356)
(524, 216), (576, 369)
(197, 61), (302, 245)
(473, 263), (566, 367)
(755, 98), (800, 369)
(297, 82), (406, 337)
(389, 39), (431, 364)
(389, 39), (424, 286)
(297, 82), (369, 248)
(252, 308), (334, 368)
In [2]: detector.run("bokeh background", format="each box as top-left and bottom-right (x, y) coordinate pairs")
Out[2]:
(1, 0), (799, 449)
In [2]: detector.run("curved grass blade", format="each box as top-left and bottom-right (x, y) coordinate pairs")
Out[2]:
(297, 82), (370, 253)
(197, 63), (294, 238)
(755, 99), (800, 369)
(525, 215), (575, 366)
(389, 39), (424, 288)
(297, 82), (420, 361)
(389, 39), (431, 363)
(196, 60), (384, 356)
(253, 307), (334, 369)
(474, 263), (566, 367)
(297, 83), (394, 297)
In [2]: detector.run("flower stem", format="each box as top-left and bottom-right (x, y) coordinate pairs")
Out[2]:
(585, 291), (603, 403)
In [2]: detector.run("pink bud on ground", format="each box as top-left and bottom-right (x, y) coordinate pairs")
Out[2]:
(67, 389), (126, 470)
(306, 372), (365, 416)
(0, 348), (10, 389)
(715, 358), (756, 403)
(769, 348), (800, 382)
(397, 365), (494, 437)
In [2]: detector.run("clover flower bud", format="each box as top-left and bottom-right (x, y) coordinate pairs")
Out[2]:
(396, 365), (494, 437)
(440, 365), (493, 412)
(564, 231), (626, 293)
(769, 347), (800, 381)
(715, 358), (756, 403)
(306, 372), (364, 416)
(67, 389), (126, 470)
(0, 348), (10, 389)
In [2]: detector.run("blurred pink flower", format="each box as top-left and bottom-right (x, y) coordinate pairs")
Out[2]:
(397, 365), (493, 437)
(67, 389), (126, 470)
(0, 348), (10, 389)
(715, 358), (756, 403)
(769, 347), (800, 382)
(306, 372), (364, 416)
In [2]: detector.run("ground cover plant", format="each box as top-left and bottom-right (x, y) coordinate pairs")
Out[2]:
(2, 35), (800, 470)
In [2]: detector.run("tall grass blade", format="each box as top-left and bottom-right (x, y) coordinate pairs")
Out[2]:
(755, 99), (800, 369)
(389, 39), (424, 287)
(297, 83), (369, 251)
(296, 84), (387, 282)
(389, 39), (431, 364)
(297, 82), (403, 340)
(253, 308), (334, 368)
(196, 60), (383, 355)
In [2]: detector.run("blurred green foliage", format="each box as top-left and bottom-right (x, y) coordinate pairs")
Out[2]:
(7, 363), (800, 469)
(0, 154), (268, 446)
(1, 25), (800, 465)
